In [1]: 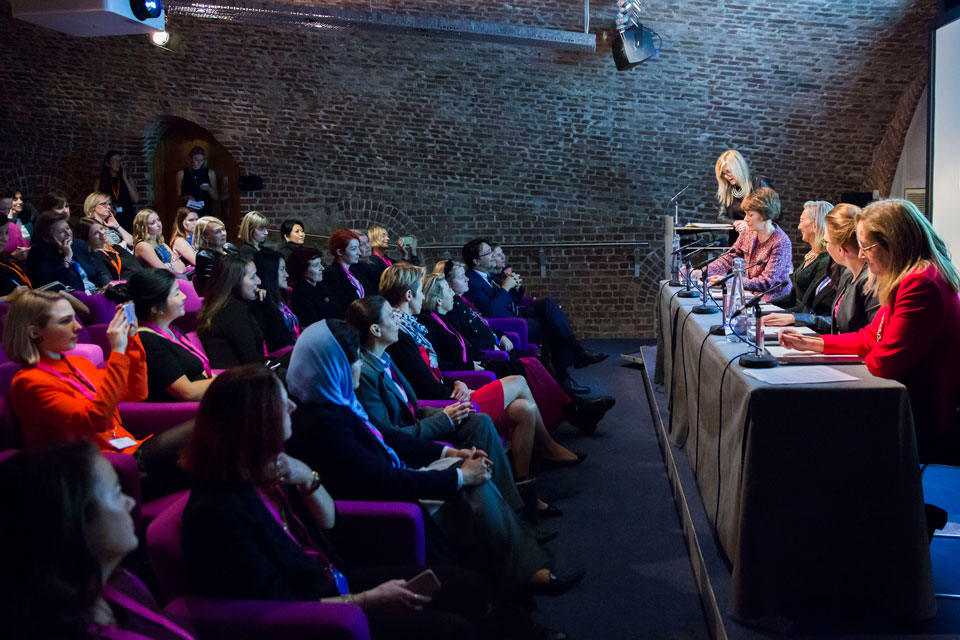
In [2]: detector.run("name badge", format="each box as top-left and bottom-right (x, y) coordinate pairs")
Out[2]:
(108, 436), (138, 450)
(114, 206), (123, 213)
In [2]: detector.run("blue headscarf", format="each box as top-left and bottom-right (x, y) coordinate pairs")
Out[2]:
(287, 320), (369, 422)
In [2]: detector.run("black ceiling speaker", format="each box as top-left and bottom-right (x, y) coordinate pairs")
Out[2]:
(130, 0), (163, 21)
(612, 24), (657, 71)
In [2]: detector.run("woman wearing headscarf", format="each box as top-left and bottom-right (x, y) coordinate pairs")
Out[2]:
(284, 319), (583, 596)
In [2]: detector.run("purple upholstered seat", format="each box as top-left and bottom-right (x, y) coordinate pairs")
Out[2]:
(118, 402), (199, 440)
(442, 370), (496, 390)
(72, 291), (119, 325)
(64, 342), (105, 366)
(171, 280), (203, 334)
(480, 350), (509, 361)
(147, 493), (425, 639)
(0, 362), (20, 395)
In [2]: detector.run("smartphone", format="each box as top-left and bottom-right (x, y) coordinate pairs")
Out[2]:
(400, 236), (416, 248)
(405, 569), (441, 598)
(123, 302), (136, 324)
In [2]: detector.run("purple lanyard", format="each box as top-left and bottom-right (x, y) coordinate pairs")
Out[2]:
(343, 266), (365, 298)
(93, 584), (197, 640)
(35, 359), (97, 401)
(373, 252), (392, 267)
(279, 302), (301, 338)
(387, 367), (417, 418)
(142, 324), (212, 377)
(430, 312), (467, 362)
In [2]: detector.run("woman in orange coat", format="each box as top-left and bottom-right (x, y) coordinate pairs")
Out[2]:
(2, 289), (191, 497)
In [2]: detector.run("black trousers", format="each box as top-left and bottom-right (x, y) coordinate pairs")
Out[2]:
(521, 297), (584, 378)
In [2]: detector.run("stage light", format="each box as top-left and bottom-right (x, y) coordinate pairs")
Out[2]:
(131, 0), (163, 22)
(150, 30), (170, 46)
(612, 0), (660, 70)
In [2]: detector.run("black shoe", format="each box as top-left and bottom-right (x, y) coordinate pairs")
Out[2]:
(540, 452), (587, 470)
(527, 569), (586, 596)
(926, 503), (948, 543)
(563, 396), (615, 434)
(560, 377), (590, 395)
(574, 349), (608, 369)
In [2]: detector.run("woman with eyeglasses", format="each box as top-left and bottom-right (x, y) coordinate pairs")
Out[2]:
(76, 217), (144, 282)
(26, 210), (110, 293)
(779, 200), (960, 458)
(83, 191), (134, 250)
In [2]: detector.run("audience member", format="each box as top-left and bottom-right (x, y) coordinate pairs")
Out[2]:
(38, 189), (71, 217)
(176, 146), (218, 213)
(287, 246), (337, 329)
(489, 243), (524, 304)
(347, 295), (557, 521)
(4, 188), (36, 246)
(421, 272), (613, 435)
(237, 210), (270, 260)
(84, 191), (134, 249)
(106, 269), (215, 402)
(94, 150), (140, 230)
(277, 218), (305, 259)
(715, 149), (770, 234)
(133, 209), (186, 274)
(780, 200), (960, 458)
(368, 225), (419, 268)
(767, 200), (836, 318)
(0, 222), (31, 298)
(462, 238), (606, 395)
(285, 319), (584, 595)
(196, 253), (268, 368)
(380, 264), (586, 481)
(76, 217), (144, 281)
(27, 209), (110, 292)
(325, 228), (367, 318)
(702, 187), (793, 301)
(351, 228), (385, 293)
(1, 187), (30, 257)
(0, 442), (197, 640)
(191, 215), (237, 296)
(170, 207), (199, 266)
(2, 290), (190, 497)
(253, 249), (299, 352)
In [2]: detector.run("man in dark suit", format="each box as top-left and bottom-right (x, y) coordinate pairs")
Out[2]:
(356, 347), (525, 512)
(462, 238), (606, 395)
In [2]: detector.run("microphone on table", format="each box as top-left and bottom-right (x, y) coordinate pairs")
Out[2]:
(668, 184), (691, 204)
(678, 242), (727, 299)
(692, 246), (737, 314)
(670, 238), (707, 255)
(730, 280), (791, 319)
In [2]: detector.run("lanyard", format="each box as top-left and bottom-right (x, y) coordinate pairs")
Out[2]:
(279, 302), (301, 338)
(343, 266), (364, 298)
(430, 312), (467, 362)
(100, 248), (123, 279)
(110, 177), (122, 202)
(373, 252), (392, 267)
(255, 486), (350, 594)
(35, 359), (97, 401)
(361, 418), (404, 468)
(815, 275), (831, 296)
(141, 324), (212, 377)
(2, 259), (31, 287)
(387, 366), (418, 420)
(94, 584), (197, 640)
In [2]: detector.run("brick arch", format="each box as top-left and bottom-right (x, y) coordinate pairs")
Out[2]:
(329, 199), (422, 240)
(0, 166), (89, 209)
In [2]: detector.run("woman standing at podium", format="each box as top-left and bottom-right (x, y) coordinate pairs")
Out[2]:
(715, 150), (770, 238)
(779, 200), (960, 457)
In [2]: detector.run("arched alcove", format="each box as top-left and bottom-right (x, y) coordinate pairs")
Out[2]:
(149, 117), (241, 241)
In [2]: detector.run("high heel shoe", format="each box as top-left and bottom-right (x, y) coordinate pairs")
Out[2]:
(539, 452), (588, 470)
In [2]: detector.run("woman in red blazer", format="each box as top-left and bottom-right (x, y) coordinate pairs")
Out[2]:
(780, 200), (960, 459)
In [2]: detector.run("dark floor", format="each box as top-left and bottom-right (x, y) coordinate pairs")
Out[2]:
(531, 339), (709, 640)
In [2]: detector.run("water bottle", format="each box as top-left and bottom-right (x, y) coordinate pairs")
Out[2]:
(726, 258), (748, 343)
(671, 232), (682, 282)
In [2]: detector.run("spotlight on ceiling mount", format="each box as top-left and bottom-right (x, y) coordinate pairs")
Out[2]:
(612, 0), (660, 71)
(150, 30), (170, 46)
(131, 0), (163, 21)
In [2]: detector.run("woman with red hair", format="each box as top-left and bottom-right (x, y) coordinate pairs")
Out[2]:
(324, 229), (367, 319)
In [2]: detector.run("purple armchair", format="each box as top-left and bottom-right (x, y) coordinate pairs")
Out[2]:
(487, 318), (538, 357)
(442, 370), (496, 390)
(146, 493), (426, 640)
(118, 402), (200, 440)
(171, 280), (203, 334)
(71, 292), (118, 325)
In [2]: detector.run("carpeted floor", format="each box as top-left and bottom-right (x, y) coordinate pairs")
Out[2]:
(530, 339), (709, 640)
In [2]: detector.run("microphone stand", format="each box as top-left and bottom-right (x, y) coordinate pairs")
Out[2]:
(691, 248), (735, 315)
(677, 258), (700, 298)
(668, 239), (703, 287)
(738, 304), (778, 368)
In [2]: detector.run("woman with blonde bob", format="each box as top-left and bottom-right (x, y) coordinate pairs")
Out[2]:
(780, 200), (960, 457)
(238, 210), (270, 259)
(714, 150), (770, 234)
(192, 215), (237, 296)
(132, 209), (185, 274)
(766, 200), (837, 321)
(83, 191), (134, 248)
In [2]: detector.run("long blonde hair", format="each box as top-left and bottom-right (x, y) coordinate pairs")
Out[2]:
(715, 150), (753, 208)
(858, 199), (959, 305)
(803, 200), (833, 253)
(420, 273), (448, 313)
(132, 209), (169, 249)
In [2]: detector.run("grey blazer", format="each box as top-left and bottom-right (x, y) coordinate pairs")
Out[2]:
(356, 349), (454, 440)
(794, 264), (880, 334)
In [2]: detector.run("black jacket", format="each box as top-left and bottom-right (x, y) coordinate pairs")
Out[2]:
(198, 297), (266, 368)
(93, 245), (144, 281)
(322, 263), (364, 319)
(385, 330), (455, 401)
(417, 311), (481, 370)
(289, 280), (337, 329)
(794, 264), (880, 334)
(26, 238), (110, 291)
(192, 245), (237, 296)
(286, 402), (458, 502)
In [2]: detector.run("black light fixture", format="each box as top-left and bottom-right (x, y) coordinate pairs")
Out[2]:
(131, 0), (163, 21)
(612, 0), (660, 71)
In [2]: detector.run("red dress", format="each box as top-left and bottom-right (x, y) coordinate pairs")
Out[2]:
(821, 265), (960, 457)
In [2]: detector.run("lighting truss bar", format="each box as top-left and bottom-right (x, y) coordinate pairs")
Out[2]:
(165, 1), (597, 51)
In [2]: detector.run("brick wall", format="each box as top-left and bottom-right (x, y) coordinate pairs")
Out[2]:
(0, 0), (936, 337)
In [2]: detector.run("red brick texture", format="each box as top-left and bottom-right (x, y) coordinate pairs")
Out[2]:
(0, 0), (936, 337)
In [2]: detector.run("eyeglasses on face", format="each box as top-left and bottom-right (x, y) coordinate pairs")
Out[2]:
(858, 241), (881, 253)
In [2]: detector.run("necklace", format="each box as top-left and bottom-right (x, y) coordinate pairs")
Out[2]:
(732, 184), (745, 199)
(876, 309), (886, 343)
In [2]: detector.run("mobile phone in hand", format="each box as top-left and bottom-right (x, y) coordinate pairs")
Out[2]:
(123, 302), (136, 324)
(404, 569), (441, 597)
